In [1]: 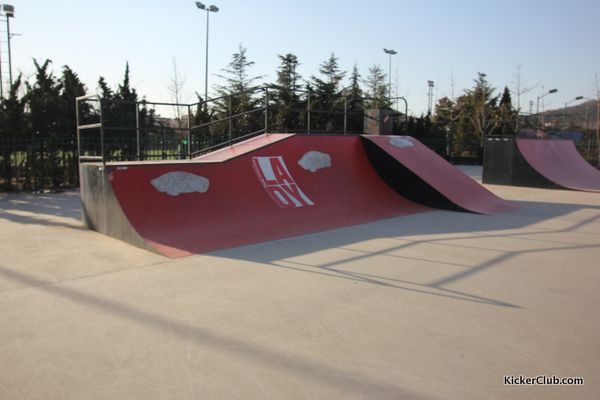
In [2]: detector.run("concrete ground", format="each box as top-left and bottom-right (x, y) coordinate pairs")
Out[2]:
(0, 167), (598, 399)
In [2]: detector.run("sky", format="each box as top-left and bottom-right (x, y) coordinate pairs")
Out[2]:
(2, 0), (600, 116)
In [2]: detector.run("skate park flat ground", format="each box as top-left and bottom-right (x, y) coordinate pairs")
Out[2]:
(1, 166), (599, 399)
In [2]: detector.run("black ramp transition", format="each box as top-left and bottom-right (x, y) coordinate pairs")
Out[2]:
(482, 136), (560, 189)
(361, 137), (465, 212)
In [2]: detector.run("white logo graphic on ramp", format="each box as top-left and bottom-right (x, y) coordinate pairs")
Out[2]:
(298, 151), (332, 172)
(389, 136), (414, 148)
(252, 156), (314, 208)
(151, 171), (210, 196)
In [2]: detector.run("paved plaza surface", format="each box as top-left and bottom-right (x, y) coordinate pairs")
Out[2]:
(0, 166), (598, 399)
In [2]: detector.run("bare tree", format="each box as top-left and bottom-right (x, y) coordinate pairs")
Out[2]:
(449, 68), (456, 100)
(511, 65), (538, 114)
(511, 65), (539, 133)
(167, 57), (187, 129)
(466, 73), (500, 144)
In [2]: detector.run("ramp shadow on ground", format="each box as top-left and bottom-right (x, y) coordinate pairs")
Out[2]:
(0, 263), (441, 400)
(0, 190), (82, 229)
(211, 199), (600, 309)
(2, 190), (599, 310)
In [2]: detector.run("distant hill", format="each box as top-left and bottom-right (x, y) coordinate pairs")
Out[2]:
(542, 100), (598, 130)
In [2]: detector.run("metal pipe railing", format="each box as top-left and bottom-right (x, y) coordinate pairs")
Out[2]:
(76, 85), (409, 164)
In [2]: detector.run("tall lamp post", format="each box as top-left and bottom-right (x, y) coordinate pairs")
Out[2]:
(0, 4), (15, 98)
(536, 88), (558, 115)
(427, 80), (434, 116)
(563, 96), (583, 131)
(195, 2), (219, 110)
(383, 48), (396, 103)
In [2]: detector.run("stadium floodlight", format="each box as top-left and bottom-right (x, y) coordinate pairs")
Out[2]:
(195, 2), (219, 109)
(383, 49), (397, 100)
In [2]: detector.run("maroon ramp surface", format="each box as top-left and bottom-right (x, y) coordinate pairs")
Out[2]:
(516, 138), (600, 192)
(108, 134), (427, 257)
(363, 135), (518, 215)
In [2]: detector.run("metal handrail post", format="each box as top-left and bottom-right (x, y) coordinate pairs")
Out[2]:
(135, 102), (140, 160)
(395, 96), (408, 134)
(99, 100), (105, 165)
(343, 96), (348, 135)
(307, 89), (311, 134)
(6, 15), (13, 88)
(187, 104), (192, 158)
(228, 95), (233, 145)
(75, 98), (81, 162)
(264, 87), (269, 134)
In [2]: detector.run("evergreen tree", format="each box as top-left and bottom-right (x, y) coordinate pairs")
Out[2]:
(25, 59), (64, 188)
(499, 85), (512, 108)
(191, 92), (214, 151)
(364, 64), (388, 108)
(117, 62), (137, 103)
(0, 75), (25, 190)
(115, 62), (138, 129)
(215, 44), (264, 137)
(464, 72), (499, 143)
(433, 96), (456, 126)
(97, 63), (139, 160)
(59, 66), (86, 184)
(97, 64), (139, 128)
(98, 76), (112, 99)
(494, 86), (517, 135)
(193, 92), (212, 126)
(273, 53), (302, 132)
(345, 64), (364, 132)
(310, 53), (346, 132)
(97, 76), (116, 127)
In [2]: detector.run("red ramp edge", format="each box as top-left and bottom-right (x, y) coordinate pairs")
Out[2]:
(108, 135), (428, 257)
(194, 133), (294, 162)
(516, 138), (600, 192)
(362, 135), (519, 215)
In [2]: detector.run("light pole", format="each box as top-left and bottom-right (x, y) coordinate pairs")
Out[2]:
(0, 4), (15, 98)
(437, 107), (459, 159)
(536, 88), (558, 115)
(383, 48), (396, 103)
(195, 2), (219, 110)
(563, 96), (583, 131)
(427, 80), (434, 116)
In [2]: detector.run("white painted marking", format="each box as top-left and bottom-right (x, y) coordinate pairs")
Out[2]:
(258, 157), (276, 181)
(297, 151), (332, 173)
(252, 156), (314, 208)
(274, 190), (290, 206)
(389, 136), (414, 148)
(151, 171), (210, 196)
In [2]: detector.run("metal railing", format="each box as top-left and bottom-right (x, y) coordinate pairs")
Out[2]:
(76, 86), (410, 164)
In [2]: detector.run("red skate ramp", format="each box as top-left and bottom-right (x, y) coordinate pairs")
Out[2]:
(516, 138), (600, 192)
(107, 135), (428, 257)
(362, 135), (518, 215)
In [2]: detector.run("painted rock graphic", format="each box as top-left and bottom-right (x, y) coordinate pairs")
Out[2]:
(389, 136), (414, 148)
(297, 151), (332, 173)
(151, 171), (210, 196)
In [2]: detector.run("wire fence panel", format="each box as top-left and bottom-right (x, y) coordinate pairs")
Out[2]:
(0, 137), (79, 191)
